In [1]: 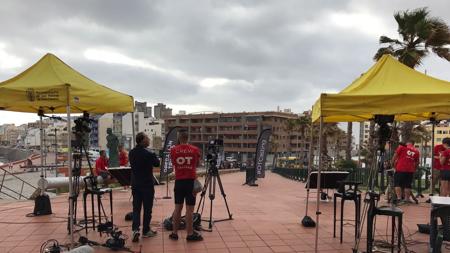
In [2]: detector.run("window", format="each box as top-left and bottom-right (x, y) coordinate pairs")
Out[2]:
(437, 138), (442, 142)
(437, 130), (443, 134)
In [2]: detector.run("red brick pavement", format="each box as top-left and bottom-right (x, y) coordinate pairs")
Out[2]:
(0, 171), (432, 252)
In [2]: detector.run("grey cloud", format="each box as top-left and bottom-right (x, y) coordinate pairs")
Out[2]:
(0, 0), (449, 120)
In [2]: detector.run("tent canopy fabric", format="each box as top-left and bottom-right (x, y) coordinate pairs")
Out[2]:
(312, 54), (450, 123)
(0, 53), (134, 114)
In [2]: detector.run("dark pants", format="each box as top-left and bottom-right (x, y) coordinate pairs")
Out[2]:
(132, 186), (155, 233)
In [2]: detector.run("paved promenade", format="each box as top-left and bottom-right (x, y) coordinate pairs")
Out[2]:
(0, 171), (431, 252)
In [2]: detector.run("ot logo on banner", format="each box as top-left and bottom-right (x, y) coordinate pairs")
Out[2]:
(176, 157), (193, 165)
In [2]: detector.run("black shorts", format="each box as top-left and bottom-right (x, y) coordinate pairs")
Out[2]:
(441, 170), (450, 181)
(394, 172), (414, 188)
(174, 179), (196, 206)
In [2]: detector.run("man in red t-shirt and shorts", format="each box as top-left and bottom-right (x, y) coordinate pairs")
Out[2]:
(392, 140), (419, 204)
(439, 138), (450, 196)
(433, 141), (446, 194)
(169, 131), (203, 241)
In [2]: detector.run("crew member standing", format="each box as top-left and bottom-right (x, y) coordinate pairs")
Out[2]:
(169, 131), (203, 241)
(439, 138), (450, 196)
(392, 140), (419, 204)
(129, 132), (160, 242)
(433, 140), (447, 195)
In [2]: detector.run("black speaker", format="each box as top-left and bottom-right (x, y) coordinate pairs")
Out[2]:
(33, 194), (52, 216)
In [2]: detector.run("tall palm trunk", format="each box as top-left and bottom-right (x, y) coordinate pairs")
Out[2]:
(346, 122), (352, 160)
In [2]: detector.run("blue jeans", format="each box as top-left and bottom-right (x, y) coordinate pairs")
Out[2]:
(132, 187), (154, 233)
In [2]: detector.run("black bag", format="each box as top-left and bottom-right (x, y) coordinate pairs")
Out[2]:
(124, 212), (133, 221)
(163, 213), (202, 231)
(33, 194), (52, 216)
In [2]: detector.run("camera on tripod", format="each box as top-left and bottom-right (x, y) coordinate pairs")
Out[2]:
(206, 139), (224, 171)
(73, 112), (93, 146)
(374, 115), (394, 151)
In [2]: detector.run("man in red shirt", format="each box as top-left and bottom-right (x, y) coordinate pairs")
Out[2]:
(391, 140), (419, 204)
(95, 150), (110, 180)
(439, 138), (450, 196)
(433, 141), (446, 194)
(169, 130), (203, 241)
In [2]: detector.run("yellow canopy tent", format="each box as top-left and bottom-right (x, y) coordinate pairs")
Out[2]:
(312, 54), (450, 123)
(0, 53), (134, 245)
(308, 55), (450, 252)
(0, 53), (133, 113)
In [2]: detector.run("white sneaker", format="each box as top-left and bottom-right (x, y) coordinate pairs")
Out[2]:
(132, 230), (140, 242)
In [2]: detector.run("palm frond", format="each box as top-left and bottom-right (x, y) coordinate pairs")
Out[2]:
(426, 18), (450, 47)
(373, 46), (394, 61)
(431, 47), (450, 61)
(379, 35), (402, 45)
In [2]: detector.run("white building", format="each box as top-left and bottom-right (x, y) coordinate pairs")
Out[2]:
(25, 128), (41, 148)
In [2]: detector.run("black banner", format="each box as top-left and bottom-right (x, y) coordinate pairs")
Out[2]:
(160, 127), (179, 178)
(254, 128), (272, 178)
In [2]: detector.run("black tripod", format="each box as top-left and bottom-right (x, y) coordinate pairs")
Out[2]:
(196, 162), (233, 230)
(68, 141), (93, 233)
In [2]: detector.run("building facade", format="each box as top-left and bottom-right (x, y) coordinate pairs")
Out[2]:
(164, 111), (308, 162)
(154, 103), (172, 119)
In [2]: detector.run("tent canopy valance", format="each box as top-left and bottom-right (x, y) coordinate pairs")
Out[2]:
(312, 54), (450, 123)
(0, 53), (134, 114)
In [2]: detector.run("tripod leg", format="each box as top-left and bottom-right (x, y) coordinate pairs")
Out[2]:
(216, 173), (233, 219)
(196, 173), (210, 214)
(208, 176), (216, 229)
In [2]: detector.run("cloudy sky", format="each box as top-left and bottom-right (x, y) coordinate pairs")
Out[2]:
(0, 0), (449, 125)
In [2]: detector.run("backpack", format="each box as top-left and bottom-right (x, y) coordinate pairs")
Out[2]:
(163, 213), (202, 231)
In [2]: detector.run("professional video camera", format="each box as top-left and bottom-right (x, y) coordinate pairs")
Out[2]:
(206, 139), (224, 171)
(73, 112), (93, 147)
(374, 115), (394, 151)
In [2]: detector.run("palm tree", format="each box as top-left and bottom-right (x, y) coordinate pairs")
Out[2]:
(374, 7), (450, 141)
(345, 123), (353, 161)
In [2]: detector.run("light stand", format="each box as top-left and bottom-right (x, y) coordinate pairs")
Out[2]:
(302, 124), (316, 227)
(428, 115), (438, 201)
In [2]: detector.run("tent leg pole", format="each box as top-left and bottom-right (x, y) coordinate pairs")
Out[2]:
(430, 122), (436, 197)
(314, 117), (323, 253)
(66, 89), (74, 248)
(40, 115), (44, 175)
(131, 111), (136, 149)
(304, 122), (315, 217)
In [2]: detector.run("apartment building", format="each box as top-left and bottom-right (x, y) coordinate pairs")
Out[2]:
(164, 111), (309, 162)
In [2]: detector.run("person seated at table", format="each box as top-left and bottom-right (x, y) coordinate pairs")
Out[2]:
(119, 144), (130, 190)
(391, 140), (419, 204)
(119, 144), (129, 166)
(95, 150), (111, 181)
(439, 138), (450, 197)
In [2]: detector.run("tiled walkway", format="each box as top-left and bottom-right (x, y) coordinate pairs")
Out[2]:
(0, 171), (431, 252)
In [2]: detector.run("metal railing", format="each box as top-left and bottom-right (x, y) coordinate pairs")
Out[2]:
(0, 167), (38, 200)
(272, 166), (431, 194)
